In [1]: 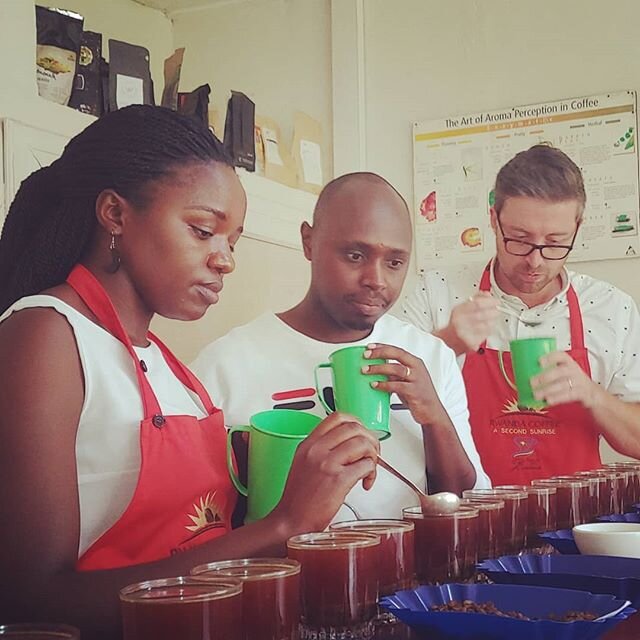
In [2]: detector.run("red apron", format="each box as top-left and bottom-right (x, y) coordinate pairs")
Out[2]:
(68, 265), (237, 571)
(462, 264), (601, 486)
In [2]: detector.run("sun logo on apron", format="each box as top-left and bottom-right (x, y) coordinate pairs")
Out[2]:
(502, 397), (547, 415)
(185, 491), (223, 535)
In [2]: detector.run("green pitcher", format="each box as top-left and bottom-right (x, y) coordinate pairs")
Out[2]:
(498, 337), (557, 409)
(226, 409), (322, 523)
(314, 345), (391, 439)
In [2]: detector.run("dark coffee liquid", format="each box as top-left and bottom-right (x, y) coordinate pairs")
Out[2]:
(533, 479), (590, 529)
(605, 467), (639, 512)
(526, 490), (557, 540)
(377, 528), (415, 595)
(464, 492), (526, 556)
(408, 512), (478, 584)
(288, 542), (378, 628)
(573, 472), (606, 519)
(240, 572), (300, 640)
(329, 522), (415, 596)
(121, 591), (242, 640)
(190, 558), (300, 640)
(461, 500), (504, 560)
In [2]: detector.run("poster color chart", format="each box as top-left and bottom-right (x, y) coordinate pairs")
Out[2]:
(412, 90), (639, 271)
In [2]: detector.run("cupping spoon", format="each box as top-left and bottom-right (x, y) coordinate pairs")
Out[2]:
(377, 455), (461, 515)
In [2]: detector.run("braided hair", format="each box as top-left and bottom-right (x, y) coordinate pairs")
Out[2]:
(0, 105), (233, 313)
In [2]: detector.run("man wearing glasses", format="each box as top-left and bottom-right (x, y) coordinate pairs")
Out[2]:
(402, 144), (640, 484)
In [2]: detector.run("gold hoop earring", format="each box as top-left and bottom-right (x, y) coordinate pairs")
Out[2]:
(107, 231), (121, 273)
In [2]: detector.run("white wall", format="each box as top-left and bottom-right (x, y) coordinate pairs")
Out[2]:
(331, 0), (640, 461)
(158, 0), (333, 361)
(172, 0), (333, 181)
(337, 0), (640, 304)
(0, 0), (322, 363)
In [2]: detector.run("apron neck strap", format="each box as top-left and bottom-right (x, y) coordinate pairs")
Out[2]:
(477, 262), (585, 350)
(148, 331), (215, 413)
(66, 265), (215, 417)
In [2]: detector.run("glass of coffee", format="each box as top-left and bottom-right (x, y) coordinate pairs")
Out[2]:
(460, 498), (504, 559)
(604, 463), (640, 511)
(329, 520), (415, 594)
(0, 625), (80, 639)
(120, 576), (243, 640)
(191, 558), (300, 640)
(495, 484), (557, 552)
(531, 477), (590, 529)
(329, 520), (415, 639)
(579, 469), (624, 516)
(403, 505), (478, 584)
(287, 531), (380, 640)
(463, 488), (527, 555)
(572, 471), (608, 519)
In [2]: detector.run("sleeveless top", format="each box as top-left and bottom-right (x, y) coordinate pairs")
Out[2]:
(0, 295), (208, 556)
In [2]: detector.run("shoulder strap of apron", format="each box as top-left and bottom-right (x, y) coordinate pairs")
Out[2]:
(148, 331), (215, 413)
(66, 264), (215, 417)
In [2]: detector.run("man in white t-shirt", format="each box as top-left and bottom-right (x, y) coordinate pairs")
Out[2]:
(192, 172), (490, 521)
(402, 145), (640, 486)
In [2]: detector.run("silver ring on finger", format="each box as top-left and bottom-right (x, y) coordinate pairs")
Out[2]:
(405, 365), (411, 380)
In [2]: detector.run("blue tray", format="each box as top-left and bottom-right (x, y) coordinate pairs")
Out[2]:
(537, 529), (579, 554)
(478, 554), (640, 607)
(379, 583), (633, 640)
(597, 512), (640, 523)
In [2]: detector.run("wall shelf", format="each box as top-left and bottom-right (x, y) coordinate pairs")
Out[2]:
(237, 169), (317, 250)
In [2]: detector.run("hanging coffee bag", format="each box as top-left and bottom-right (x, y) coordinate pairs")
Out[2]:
(35, 5), (84, 105)
(223, 91), (255, 171)
(254, 115), (297, 187)
(177, 84), (210, 127)
(69, 30), (103, 116)
(161, 47), (185, 111)
(108, 39), (154, 111)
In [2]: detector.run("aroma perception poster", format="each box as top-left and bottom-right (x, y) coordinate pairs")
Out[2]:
(413, 91), (639, 270)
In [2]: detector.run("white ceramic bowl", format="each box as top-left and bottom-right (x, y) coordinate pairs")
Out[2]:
(573, 522), (640, 558)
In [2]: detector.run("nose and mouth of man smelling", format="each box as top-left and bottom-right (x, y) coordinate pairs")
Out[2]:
(494, 203), (579, 317)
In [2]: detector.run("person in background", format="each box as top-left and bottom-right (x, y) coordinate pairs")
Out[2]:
(402, 144), (640, 486)
(0, 106), (379, 639)
(192, 171), (490, 523)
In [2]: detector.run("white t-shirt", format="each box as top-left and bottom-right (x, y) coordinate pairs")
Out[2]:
(0, 296), (207, 556)
(191, 313), (490, 521)
(400, 261), (640, 403)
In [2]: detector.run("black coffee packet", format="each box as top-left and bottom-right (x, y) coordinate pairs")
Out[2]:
(35, 5), (84, 106)
(69, 31), (103, 116)
(100, 56), (110, 116)
(223, 90), (255, 171)
(108, 39), (154, 111)
(161, 48), (185, 111)
(177, 84), (210, 128)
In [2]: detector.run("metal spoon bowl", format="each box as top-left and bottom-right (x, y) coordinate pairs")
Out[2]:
(377, 455), (461, 514)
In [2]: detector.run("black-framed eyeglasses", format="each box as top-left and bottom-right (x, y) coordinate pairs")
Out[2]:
(496, 215), (579, 260)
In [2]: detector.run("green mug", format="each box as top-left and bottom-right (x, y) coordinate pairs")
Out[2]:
(314, 345), (391, 440)
(499, 337), (557, 409)
(226, 409), (322, 523)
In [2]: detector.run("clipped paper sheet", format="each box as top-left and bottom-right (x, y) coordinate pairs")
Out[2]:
(300, 139), (323, 186)
(292, 111), (324, 194)
(263, 127), (284, 166)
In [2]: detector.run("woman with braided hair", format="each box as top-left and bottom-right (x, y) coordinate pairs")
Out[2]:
(0, 105), (379, 638)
